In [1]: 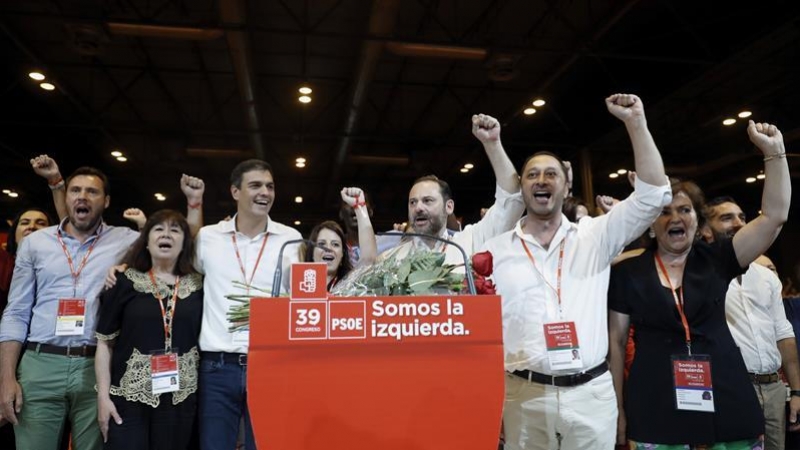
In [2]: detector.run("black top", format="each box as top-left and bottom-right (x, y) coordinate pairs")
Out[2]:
(609, 239), (763, 444)
(96, 269), (203, 407)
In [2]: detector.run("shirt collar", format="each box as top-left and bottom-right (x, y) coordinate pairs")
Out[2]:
(514, 213), (575, 250)
(223, 214), (285, 236)
(56, 217), (106, 240)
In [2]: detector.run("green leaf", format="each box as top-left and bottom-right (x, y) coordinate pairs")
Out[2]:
(408, 270), (440, 293)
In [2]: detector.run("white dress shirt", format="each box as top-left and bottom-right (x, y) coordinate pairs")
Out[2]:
(380, 184), (524, 266)
(482, 177), (671, 374)
(195, 216), (302, 354)
(725, 263), (793, 374)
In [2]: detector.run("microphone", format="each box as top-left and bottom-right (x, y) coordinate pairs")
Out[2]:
(270, 239), (328, 297)
(376, 231), (477, 295)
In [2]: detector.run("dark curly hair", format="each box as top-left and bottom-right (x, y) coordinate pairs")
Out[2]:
(121, 210), (196, 275)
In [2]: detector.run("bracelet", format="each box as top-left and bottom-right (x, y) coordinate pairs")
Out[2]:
(763, 153), (786, 162)
(188, 202), (202, 209)
(48, 176), (63, 186)
(48, 180), (65, 190)
(790, 390), (800, 398)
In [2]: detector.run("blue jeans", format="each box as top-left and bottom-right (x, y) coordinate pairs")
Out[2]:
(198, 353), (256, 450)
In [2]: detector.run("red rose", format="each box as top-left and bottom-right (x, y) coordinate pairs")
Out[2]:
(472, 251), (494, 277)
(473, 275), (497, 296)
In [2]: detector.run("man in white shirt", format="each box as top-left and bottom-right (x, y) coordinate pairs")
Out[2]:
(194, 159), (301, 450)
(380, 114), (524, 266)
(702, 196), (800, 450)
(481, 94), (671, 450)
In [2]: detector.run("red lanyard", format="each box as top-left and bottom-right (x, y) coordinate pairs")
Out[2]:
(231, 232), (269, 294)
(655, 253), (692, 355)
(56, 227), (101, 295)
(148, 270), (181, 353)
(520, 238), (566, 314)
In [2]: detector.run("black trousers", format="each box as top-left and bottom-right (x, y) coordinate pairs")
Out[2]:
(105, 394), (197, 450)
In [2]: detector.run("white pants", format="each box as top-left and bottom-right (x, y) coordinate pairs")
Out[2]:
(503, 370), (617, 450)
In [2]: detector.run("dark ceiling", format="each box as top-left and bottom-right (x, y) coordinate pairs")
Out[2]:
(1, 0), (799, 236)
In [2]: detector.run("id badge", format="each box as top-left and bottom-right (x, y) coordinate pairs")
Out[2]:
(151, 351), (180, 394)
(55, 298), (86, 336)
(672, 354), (714, 412)
(543, 321), (583, 371)
(232, 328), (249, 346)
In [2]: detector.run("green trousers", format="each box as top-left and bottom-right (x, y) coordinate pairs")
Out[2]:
(14, 350), (101, 450)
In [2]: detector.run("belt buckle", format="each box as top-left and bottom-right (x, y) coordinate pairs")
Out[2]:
(238, 354), (247, 366)
(66, 345), (80, 358)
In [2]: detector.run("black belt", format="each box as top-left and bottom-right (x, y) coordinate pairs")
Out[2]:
(26, 342), (96, 358)
(511, 362), (608, 387)
(201, 351), (247, 366)
(749, 372), (780, 384)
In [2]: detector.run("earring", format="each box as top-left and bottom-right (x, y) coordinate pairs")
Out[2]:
(648, 228), (655, 239)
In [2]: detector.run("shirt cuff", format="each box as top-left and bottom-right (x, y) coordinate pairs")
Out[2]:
(0, 321), (28, 343)
(632, 175), (672, 208)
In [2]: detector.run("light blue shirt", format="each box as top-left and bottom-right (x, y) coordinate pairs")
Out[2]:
(0, 220), (139, 346)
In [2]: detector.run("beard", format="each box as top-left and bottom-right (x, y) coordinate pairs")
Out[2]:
(69, 211), (103, 233)
(410, 211), (447, 236)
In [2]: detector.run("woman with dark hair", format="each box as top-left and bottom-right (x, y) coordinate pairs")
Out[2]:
(94, 210), (203, 450)
(1, 207), (53, 313)
(304, 187), (376, 291)
(609, 121), (791, 449)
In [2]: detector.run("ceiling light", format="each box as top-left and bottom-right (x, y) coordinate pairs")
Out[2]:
(2, 189), (9, 194)
(460, 168), (469, 173)
(8, 192), (19, 198)
(745, 177), (756, 183)
(298, 95), (312, 104)
(40, 82), (55, 91)
(295, 157), (306, 163)
(756, 174), (765, 180)
(738, 111), (752, 118)
(295, 162), (306, 168)
(617, 169), (627, 175)
(609, 173), (619, 179)
(294, 220), (301, 226)
(464, 163), (474, 169)
(532, 99), (546, 107)
(28, 72), (45, 81)
(722, 118), (736, 126)
(523, 107), (537, 115)
(111, 150), (123, 157)
(116, 156), (127, 162)
(295, 196), (303, 203)
(298, 86), (312, 95)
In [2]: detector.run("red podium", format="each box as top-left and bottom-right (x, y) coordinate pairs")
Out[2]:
(247, 264), (504, 450)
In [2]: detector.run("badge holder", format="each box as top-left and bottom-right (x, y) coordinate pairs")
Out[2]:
(671, 353), (714, 412)
(150, 348), (180, 394)
(55, 298), (86, 336)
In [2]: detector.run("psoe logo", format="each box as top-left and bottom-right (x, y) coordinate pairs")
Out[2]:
(299, 269), (317, 293)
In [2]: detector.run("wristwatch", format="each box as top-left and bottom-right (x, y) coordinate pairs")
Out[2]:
(790, 390), (800, 398)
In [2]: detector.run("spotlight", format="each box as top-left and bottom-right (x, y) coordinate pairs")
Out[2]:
(523, 108), (536, 115)
(722, 118), (736, 126)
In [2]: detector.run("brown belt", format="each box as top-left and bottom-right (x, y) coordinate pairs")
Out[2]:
(748, 372), (780, 384)
(26, 342), (97, 358)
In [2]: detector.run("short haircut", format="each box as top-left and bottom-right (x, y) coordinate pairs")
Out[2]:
(230, 159), (273, 189)
(6, 207), (54, 256)
(304, 220), (353, 284)
(704, 196), (739, 220)
(520, 151), (569, 179)
(66, 167), (110, 196)
(122, 209), (196, 276)
(670, 179), (707, 228)
(411, 175), (453, 202)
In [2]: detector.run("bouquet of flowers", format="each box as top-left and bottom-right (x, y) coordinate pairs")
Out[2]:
(226, 281), (269, 332)
(331, 248), (465, 297)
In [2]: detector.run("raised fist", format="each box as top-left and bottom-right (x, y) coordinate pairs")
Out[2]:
(180, 174), (205, 204)
(606, 94), (645, 124)
(595, 195), (620, 213)
(471, 114), (501, 144)
(340, 187), (365, 208)
(123, 208), (147, 230)
(30, 154), (61, 183)
(747, 120), (785, 157)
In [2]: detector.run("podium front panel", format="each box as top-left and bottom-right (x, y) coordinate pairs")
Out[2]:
(248, 295), (504, 450)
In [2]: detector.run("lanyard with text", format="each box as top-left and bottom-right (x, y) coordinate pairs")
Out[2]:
(56, 228), (101, 296)
(231, 232), (270, 295)
(655, 253), (692, 355)
(148, 270), (181, 353)
(520, 238), (566, 316)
